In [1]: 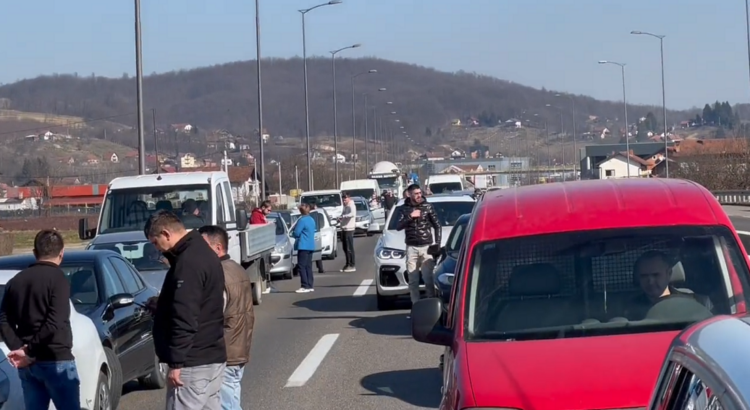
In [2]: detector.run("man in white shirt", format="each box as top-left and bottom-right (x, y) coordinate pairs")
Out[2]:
(339, 193), (357, 273)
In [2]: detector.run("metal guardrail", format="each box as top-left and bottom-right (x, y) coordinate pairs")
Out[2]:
(714, 191), (750, 205)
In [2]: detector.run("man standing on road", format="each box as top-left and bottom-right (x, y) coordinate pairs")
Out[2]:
(0, 229), (79, 410)
(199, 226), (255, 410)
(250, 200), (272, 225)
(396, 184), (441, 305)
(144, 210), (227, 410)
(339, 193), (357, 272)
(306, 199), (326, 274)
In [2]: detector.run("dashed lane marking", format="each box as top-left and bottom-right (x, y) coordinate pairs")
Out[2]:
(285, 333), (340, 387)
(353, 279), (374, 297)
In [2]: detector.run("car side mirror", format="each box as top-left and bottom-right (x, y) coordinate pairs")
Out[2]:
(236, 209), (248, 229)
(109, 293), (135, 309)
(78, 218), (96, 240)
(411, 298), (452, 346)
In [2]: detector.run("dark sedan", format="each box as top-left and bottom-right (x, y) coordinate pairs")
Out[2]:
(433, 213), (471, 310)
(86, 230), (170, 290)
(0, 250), (164, 409)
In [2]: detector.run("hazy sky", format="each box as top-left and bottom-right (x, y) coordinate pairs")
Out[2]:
(1, 0), (748, 109)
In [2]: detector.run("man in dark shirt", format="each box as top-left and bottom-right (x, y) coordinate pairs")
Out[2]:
(0, 229), (79, 410)
(144, 210), (227, 410)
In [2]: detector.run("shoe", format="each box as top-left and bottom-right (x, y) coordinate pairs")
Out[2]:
(308, 288), (315, 292)
(295, 288), (308, 293)
(343, 266), (356, 272)
(339, 265), (350, 272)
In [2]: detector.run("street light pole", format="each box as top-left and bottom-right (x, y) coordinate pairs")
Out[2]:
(631, 31), (669, 177)
(350, 70), (377, 179)
(134, 0), (146, 175)
(599, 60), (631, 177)
(299, 1), (342, 191)
(362, 88), (386, 173)
(556, 94), (577, 180)
(330, 44), (361, 187)
(255, 0), (266, 200)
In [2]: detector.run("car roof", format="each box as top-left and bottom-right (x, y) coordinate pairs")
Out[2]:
(109, 171), (223, 190)
(472, 179), (728, 242)
(301, 189), (341, 196)
(0, 269), (20, 285)
(89, 231), (147, 245)
(0, 250), (122, 268)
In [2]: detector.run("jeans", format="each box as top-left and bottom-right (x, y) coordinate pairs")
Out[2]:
(220, 365), (245, 410)
(298, 250), (314, 289)
(341, 230), (355, 266)
(18, 360), (80, 410)
(165, 363), (225, 410)
(406, 245), (436, 304)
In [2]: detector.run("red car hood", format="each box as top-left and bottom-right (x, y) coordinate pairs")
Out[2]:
(465, 332), (676, 410)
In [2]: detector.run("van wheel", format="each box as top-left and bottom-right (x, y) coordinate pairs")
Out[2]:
(95, 370), (111, 410)
(139, 355), (167, 389)
(103, 347), (123, 410)
(376, 292), (395, 311)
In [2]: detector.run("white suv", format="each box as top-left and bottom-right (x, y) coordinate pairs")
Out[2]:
(373, 194), (476, 310)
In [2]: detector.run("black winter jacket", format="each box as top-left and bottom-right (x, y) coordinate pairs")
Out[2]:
(154, 230), (227, 369)
(396, 198), (441, 247)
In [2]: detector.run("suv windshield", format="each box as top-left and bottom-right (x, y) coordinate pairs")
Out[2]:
(301, 194), (341, 208)
(89, 241), (169, 271)
(465, 226), (749, 341)
(100, 185), (211, 234)
(429, 182), (463, 194)
(388, 201), (475, 230)
(353, 200), (368, 212)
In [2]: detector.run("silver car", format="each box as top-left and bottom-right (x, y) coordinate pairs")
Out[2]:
(351, 196), (375, 236)
(267, 212), (294, 280)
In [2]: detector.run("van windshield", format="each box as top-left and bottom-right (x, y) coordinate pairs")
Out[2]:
(429, 182), (463, 194)
(301, 194), (341, 208)
(342, 189), (374, 200)
(465, 226), (749, 341)
(100, 185), (211, 234)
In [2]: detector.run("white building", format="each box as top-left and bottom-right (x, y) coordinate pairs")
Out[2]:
(596, 152), (649, 179)
(0, 198), (38, 212)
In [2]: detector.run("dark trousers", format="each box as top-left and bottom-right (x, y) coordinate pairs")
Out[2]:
(341, 230), (355, 267)
(316, 259), (325, 273)
(19, 360), (81, 410)
(298, 250), (314, 289)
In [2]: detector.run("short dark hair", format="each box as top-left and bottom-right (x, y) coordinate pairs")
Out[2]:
(144, 210), (185, 238)
(342, 192), (350, 199)
(182, 199), (198, 214)
(407, 184), (421, 193)
(260, 200), (272, 209)
(634, 250), (672, 273)
(33, 229), (64, 260)
(198, 225), (229, 251)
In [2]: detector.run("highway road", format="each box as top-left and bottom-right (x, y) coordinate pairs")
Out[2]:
(117, 235), (442, 410)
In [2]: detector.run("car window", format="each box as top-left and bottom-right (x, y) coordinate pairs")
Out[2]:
(222, 181), (236, 223)
(669, 367), (726, 410)
(387, 201), (476, 230)
(465, 226), (749, 341)
(301, 194), (341, 208)
(447, 219), (469, 254)
(89, 241), (169, 272)
(99, 259), (126, 298)
(354, 201), (368, 212)
(215, 184), (226, 224)
(267, 217), (286, 235)
(109, 257), (143, 294)
(429, 182), (463, 194)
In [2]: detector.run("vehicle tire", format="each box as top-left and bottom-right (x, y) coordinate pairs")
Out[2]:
(94, 370), (111, 410)
(103, 347), (123, 410)
(139, 355), (167, 389)
(367, 232), (373, 237)
(376, 292), (395, 311)
(252, 280), (262, 306)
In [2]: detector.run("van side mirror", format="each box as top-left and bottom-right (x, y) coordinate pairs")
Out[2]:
(236, 209), (248, 229)
(411, 298), (452, 346)
(78, 218), (96, 240)
(109, 293), (135, 309)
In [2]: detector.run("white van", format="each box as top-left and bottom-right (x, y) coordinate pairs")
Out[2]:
(425, 174), (465, 194)
(340, 179), (385, 231)
(300, 190), (343, 227)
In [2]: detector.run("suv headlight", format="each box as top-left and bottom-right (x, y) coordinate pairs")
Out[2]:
(274, 242), (288, 253)
(376, 247), (405, 259)
(437, 273), (455, 286)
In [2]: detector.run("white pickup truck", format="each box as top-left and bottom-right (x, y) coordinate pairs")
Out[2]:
(78, 171), (276, 305)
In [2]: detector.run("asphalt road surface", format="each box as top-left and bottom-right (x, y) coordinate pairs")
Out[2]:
(117, 235), (442, 410)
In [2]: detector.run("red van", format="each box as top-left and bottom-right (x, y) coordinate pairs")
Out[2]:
(411, 178), (750, 410)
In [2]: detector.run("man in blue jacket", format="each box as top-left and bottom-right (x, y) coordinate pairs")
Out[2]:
(293, 203), (317, 293)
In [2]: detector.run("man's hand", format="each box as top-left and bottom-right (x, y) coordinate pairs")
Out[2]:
(145, 296), (159, 314)
(8, 348), (33, 368)
(410, 209), (421, 219)
(167, 368), (183, 387)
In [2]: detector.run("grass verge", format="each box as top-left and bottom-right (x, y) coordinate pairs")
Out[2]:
(10, 230), (83, 249)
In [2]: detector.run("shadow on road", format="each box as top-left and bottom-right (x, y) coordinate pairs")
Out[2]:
(294, 295), (377, 312)
(360, 368), (442, 408)
(349, 313), (410, 336)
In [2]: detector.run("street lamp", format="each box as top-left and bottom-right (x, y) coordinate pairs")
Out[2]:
(300, 0), (342, 190)
(134, 0), (146, 174)
(363, 88), (386, 172)
(255, 0), (266, 199)
(631, 30), (669, 177)
(270, 160), (282, 196)
(599, 60), (631, 178)
(351, 70), (376, 178)
(330, 43), (361, 186)
(546, 104), (565, 180)
(556, 93), (578, 180)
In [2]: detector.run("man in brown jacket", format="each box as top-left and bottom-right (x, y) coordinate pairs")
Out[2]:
(199, 225), (255, 410)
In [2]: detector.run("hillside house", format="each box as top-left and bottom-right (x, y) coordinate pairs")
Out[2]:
(171, 123), (193, 133)
(106, 152), (119, 163)
(180, 154), (198, 168)
(85, 155), (99, 165)
(596, 152), (652, 179)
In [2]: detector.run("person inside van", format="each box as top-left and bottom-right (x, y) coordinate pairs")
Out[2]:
(625, 250), (712, 320)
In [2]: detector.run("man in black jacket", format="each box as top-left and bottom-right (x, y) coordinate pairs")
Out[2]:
(0, 229), (79, 410)
(144, 210), (226, 410)
(396, 184), (442, 304)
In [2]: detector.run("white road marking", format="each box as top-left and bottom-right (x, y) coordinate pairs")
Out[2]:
(285, 333), (340, 387)
(353, 279), (374, 296)
(737, 231), (750, 236)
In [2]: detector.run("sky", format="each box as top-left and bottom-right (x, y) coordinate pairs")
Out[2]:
(1, 0), (749, 110)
